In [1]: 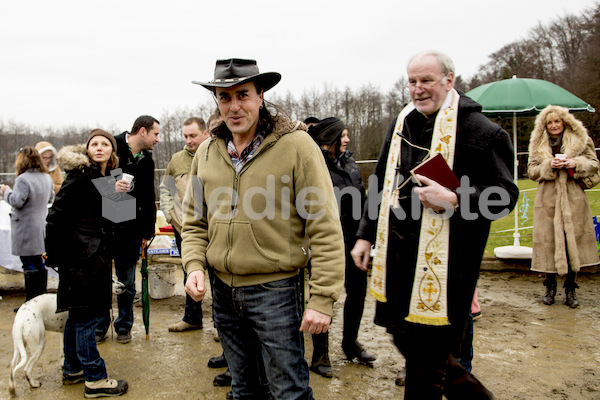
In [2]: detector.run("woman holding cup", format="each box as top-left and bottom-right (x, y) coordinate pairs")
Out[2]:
(45, 129), (128, 397)
(527, 105), (600, 308)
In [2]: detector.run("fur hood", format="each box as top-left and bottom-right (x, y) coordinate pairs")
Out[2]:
(35, 141), (59, 172)
(528, 105), (589, 159)
(56, 144), (91, 172)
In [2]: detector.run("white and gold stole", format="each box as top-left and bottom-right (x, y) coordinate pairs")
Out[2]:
(370, 89), (460, 326)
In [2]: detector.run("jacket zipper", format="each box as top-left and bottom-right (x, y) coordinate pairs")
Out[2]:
(223, 171), (240, 279)
(218, 138), (276, 283)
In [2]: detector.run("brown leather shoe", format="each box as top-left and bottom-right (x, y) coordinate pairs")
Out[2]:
(168, 321), (203, 332)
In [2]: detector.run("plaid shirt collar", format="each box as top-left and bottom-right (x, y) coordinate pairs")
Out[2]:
(226, 130), (266, 173)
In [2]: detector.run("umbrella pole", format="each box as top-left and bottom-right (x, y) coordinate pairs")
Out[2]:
(513, 112), (521, 247)
(141, 241), (151, 341)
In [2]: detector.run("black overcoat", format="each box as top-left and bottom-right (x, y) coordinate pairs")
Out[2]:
(357, 93), (519, 349)
(46, 147), (113, 312)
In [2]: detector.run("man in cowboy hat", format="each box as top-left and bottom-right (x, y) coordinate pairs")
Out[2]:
(181, 58), (345, 399)
(351, 51), (518, 399)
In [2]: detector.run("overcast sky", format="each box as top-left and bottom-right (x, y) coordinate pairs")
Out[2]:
(0, 0), (596, 131)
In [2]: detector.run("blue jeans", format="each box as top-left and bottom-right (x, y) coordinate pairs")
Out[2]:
(64, 309), (107, 382)
(212, 274), (313, 400)
(20, 255), (44, 272)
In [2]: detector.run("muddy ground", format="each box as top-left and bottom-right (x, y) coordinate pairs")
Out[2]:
(1, 260), (599, 400)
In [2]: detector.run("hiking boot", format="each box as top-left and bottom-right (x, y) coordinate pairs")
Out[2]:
(168, 320), (202, 332)
(95, 334), (107, 345)
(63, 371), (85, 385)
(84, 378), (128, 398)
(542, 279), (557, 305)
(564, 288), (579, 308)
(116, 332), (132, 344)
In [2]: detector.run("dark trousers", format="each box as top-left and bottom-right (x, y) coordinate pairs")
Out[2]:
(174, 229), (203, 325)
(96, 233), (140, 336)
(342, 253), (368, 347)
(392, 329), (493, 400)
(458, 314), (474, 372)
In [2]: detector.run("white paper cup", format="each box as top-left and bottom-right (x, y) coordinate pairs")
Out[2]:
(121, 173), (134, 183)
(555, 154), (566, 160)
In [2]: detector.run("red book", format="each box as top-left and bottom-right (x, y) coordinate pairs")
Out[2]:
(410, 153), (460, 190)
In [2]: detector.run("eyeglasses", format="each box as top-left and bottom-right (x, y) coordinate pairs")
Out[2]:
(405, 76), (446, 91)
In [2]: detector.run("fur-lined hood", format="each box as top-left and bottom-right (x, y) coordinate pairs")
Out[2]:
(528, 105), (589, 159)
(56, 144), (91, 172)
(35, 141), (59, 172)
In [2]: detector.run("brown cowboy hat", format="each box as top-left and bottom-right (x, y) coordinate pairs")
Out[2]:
(193, 58), (281, 92)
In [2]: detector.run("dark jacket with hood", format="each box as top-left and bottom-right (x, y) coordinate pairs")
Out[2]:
(356, 93), (519, 348)
(113, 132), (156, 240)
(321, 149), (366, 250)
(46, 145), (114, 312)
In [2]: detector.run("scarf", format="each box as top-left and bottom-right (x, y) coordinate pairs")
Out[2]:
(370, 89), (460, 326)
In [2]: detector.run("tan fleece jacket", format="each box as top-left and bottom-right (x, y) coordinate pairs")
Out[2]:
(181, 115), (345, 316)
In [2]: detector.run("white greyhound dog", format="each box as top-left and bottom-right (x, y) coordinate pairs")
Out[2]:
(8, 278), (125, 396)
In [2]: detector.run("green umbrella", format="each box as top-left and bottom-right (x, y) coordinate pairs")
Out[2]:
(466, 76), (595, 258)
(466, 76), (594, 117)
(141, 241), (151, 340)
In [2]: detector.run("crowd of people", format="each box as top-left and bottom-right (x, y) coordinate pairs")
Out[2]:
(1, 51), (599, 400)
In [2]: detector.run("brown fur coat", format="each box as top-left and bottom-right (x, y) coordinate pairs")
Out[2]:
(527, 105), (600, 274)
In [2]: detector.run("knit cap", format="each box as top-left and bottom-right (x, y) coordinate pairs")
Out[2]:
(86, 129), (117, 150)
(308, 117), (346, 145)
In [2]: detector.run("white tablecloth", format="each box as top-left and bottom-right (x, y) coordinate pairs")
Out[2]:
(0, 200), (21, 271)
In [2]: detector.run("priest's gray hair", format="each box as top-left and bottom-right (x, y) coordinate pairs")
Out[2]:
(408, 50), (455, 76)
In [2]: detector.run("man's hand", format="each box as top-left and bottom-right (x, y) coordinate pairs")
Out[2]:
(299, 308), (331, 334)
(413, 174), (458, 212)
(141, 238), (149, 250)
(351, 239), (372, 272)
(185, 270), (207, 301)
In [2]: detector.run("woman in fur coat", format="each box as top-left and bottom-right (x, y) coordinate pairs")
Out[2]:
(527, 105), (600, 308)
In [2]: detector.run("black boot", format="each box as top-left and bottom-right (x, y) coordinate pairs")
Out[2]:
(310, 332), (332, 378)
(564, 287), (579, 308)
(542, 277), (556, 305)
(24, 269), (47, 302)
(342, 339), (377, 364)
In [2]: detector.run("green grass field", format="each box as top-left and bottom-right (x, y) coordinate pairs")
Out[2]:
(485, 179), (600, 257)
